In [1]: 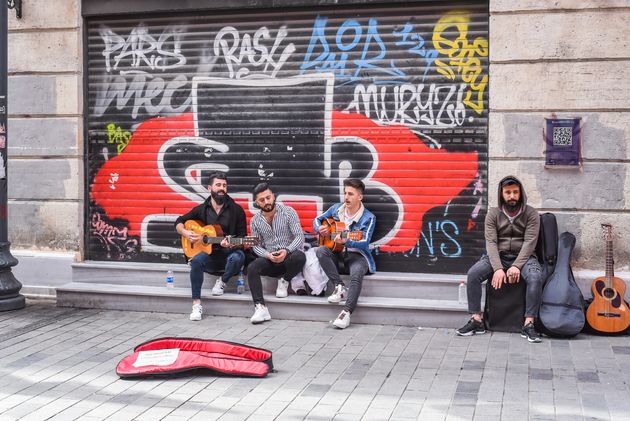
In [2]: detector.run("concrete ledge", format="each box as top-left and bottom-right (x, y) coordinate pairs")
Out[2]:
(56, 282), (468, 328)
(70, 260), (465, 300)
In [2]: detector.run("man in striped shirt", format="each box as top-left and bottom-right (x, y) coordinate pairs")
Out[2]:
(247, 183), (306, 324)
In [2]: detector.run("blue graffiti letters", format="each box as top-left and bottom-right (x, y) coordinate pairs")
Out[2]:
(420, 218), (462, 258)
(300, 15), (404, 81)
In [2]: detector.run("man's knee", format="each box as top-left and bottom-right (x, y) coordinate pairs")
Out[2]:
(524, 267), (544, 288)
(315, 246), (331, 260)
(290, 250), (306, 265)
(227, 250), (245, 264)
(190, 254), (205, 270)
(247, 257), (266, 275)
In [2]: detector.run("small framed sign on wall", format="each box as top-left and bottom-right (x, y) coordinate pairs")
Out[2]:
(544, 118), (582, 168)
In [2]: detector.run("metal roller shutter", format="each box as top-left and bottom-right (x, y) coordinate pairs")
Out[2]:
(86, 2), (488, 273)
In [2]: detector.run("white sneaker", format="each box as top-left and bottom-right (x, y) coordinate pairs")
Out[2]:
(328, 284), (347, 303)
(189, 304), (202, 321)
(250, 303), (271, 324)
(211, 279), (226, 296)
(333, 310), (351, 329)
(276, 278), (289, 298)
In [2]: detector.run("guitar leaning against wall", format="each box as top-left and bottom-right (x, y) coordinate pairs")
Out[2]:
(586, 224), (630, 334)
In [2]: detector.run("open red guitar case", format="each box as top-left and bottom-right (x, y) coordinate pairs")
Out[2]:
(116, 337), (273, 379)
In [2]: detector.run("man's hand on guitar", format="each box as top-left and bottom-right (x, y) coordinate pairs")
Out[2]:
(317, 225), (329, 235)
(491, 269), (506, 289)
(334, 234), (348, 245)
(220, 237), (231, 248)
(506, 266), (520, 283)
(186, 230), (200, 244)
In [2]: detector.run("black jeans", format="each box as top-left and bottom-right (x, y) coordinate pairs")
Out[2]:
(466, 254), (543, 318)
(315, 246), (368, 313)
(246, 250), (306, 304)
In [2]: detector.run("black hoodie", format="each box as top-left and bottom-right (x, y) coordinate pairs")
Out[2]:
(175, 194), (247, 239)
(485, 175), (540, 271)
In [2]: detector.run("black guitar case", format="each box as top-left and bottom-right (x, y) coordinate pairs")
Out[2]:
(536, 212), (559, 280)
(537, 232), (586, 337)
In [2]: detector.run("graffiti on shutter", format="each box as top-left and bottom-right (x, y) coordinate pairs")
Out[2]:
(87, 6), (488, 272)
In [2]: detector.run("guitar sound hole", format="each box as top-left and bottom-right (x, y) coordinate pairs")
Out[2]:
(602, 288), (615, 299)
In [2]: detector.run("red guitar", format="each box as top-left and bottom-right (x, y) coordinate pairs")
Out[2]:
(586, 224), (630, 333)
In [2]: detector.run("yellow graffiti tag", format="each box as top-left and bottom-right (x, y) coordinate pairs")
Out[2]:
(432, 11), (488, 115)
(106, 123), (131, 155)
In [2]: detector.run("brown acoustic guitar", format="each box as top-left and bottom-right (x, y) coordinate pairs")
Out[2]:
(318, 217), (363, 252)
(181, 220), (259, 259)
(586, 223), (630, 333)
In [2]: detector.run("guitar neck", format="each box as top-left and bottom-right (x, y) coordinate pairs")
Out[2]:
(325, 231), (352, 239)
(203, 236), (225, 245)
(203, 236), (251, 246)
(606, 237), (614, 284)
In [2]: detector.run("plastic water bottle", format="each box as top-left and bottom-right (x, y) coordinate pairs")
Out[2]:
(166, 269), (174, 289)
(458, 280), (466, 304)
(236, 271), (245, 294)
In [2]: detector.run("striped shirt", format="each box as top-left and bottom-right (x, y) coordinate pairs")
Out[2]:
(250, 203), (305, 257)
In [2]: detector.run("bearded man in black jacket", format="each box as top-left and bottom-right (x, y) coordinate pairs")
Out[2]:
(175, 172), (247, 321)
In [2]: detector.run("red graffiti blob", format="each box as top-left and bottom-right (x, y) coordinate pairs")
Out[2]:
(92, 111), (478, 253)
(91, 113), (199, 236)
(331, 111), (478, 252)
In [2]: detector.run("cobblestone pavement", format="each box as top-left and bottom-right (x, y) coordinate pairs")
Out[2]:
(1, 300), (629, 421)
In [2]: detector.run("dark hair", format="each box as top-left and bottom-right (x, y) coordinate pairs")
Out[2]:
(253, 182), (273, 201)
(343, 178), (365, 194)
(500, 177), (519, 188)
(208, 171), (228, 186)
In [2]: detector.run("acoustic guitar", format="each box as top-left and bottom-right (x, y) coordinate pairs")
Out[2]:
(318, 217), (363, 252)
(586, 224), (630, 333)
(181, 220), (259, 259)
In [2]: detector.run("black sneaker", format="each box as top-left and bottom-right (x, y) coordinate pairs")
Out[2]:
(456, 318), (486, 336)
(521, 322), (542, 343)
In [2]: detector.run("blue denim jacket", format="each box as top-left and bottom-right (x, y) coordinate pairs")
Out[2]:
(313, 203), (376, 273)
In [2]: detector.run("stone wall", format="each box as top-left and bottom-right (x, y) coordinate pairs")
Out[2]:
(489, 1), (630, 269)
(7, 0), (82, 252)
(5, 0), (630, 272)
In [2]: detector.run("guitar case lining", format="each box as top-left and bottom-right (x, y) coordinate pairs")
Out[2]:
(116, 337), (273, 379)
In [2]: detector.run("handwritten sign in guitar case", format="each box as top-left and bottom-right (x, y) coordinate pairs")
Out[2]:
(538, 232), (585, 337)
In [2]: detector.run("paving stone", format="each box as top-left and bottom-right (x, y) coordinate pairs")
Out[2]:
(3, 302), (630, 420)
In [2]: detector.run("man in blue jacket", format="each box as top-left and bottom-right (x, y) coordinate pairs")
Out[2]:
(313, 179), (376, 329)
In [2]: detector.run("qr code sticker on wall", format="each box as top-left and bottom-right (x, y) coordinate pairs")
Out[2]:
(552, 127), (573, 146)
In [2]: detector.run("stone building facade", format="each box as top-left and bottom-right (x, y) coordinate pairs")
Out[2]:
(6, 0), (629, 292)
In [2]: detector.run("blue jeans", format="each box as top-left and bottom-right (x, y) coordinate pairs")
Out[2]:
(189, 249), (245, 299)
(466, 254), (543, 318)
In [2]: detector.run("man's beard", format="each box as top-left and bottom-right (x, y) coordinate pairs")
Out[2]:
(262, 201), (276, 212)
(504, 200), (520, 213)
(211, 190), (226, 205)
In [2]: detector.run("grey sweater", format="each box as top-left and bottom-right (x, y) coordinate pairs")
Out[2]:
(485, 176), (540, 271)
